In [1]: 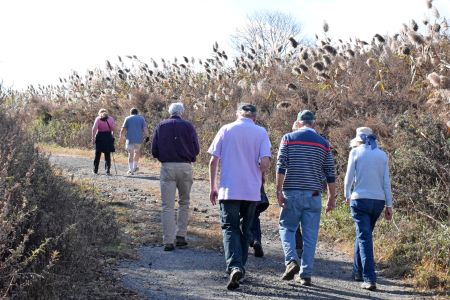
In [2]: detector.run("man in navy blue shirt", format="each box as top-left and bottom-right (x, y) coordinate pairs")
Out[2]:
(151, 102), (200, 251)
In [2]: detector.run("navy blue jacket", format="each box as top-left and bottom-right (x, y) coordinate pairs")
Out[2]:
(151, 116), (200, 163)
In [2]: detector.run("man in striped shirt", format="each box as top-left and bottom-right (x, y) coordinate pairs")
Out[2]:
(276, 110), (336, 286)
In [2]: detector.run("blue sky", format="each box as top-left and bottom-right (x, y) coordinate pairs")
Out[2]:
(1, 0), (449, 89)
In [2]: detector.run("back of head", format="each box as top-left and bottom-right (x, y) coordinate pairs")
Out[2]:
(130, 107), (139, 115)
(98, 108), (108, 120)
(297, 110), (316, 126)
(237, 102), (257, 118)
(168, 102), (185, 116)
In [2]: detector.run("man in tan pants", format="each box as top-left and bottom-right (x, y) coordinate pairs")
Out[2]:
(151, 103), (200, 251)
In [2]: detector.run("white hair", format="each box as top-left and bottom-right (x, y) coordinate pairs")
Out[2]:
(168, 102), (185, 115)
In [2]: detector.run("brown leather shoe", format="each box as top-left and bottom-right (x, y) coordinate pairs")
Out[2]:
(281, 261), (300, 281)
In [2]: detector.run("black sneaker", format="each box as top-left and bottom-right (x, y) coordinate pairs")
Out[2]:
(163, 244), (175, 251)
(227, 268), (242, 290)
(253, 241), (264, 257)
(175, 236), (188, 247)
(281, 260), (300, 281)
(361, 282), (376, 290)
(296, 277), (312, 286)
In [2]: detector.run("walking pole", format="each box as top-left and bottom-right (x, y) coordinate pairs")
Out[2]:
(112, 152), (118, 175)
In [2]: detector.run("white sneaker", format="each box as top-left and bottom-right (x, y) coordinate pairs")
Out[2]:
(127, 170), (134, 175)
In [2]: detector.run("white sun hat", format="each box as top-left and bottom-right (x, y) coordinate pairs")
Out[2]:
(349, 127), (373, 148)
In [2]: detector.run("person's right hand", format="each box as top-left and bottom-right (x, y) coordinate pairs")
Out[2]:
(210, 188), (218, 206)
(277, 192), (285, 208)
(385, 207), (393, 221)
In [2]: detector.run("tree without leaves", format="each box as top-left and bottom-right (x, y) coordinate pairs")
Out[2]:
(231, 11), (303, 57)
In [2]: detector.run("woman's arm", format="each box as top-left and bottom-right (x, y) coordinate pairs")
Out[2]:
(344, 150), (356, 201)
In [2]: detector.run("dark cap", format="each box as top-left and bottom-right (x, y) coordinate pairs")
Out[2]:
(238, 103), (257, 113)
(297, 110), (316, 121)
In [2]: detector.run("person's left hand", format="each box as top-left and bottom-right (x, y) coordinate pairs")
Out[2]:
(325, 197), (335, 213)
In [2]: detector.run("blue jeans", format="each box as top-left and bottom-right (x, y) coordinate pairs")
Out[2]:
(279, 190), (322, 278)
(350, 198), (385, 283)
(219, 200), (257, 273)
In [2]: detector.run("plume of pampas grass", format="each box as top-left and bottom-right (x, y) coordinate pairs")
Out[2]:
(432, 7), (440, 19)
(323, 55), (332, 66)
(427, 72), (441, 87)
(292, 67), (302, 75)
(323, 21), (329, 33)
(299, 64), (309, 72)
(289, 37), (299, 48)
(366, 58), (376, 68)
(440, 75), (450, 89)
(374, 34), (385, 43)
(287, 83), (298, 90)
(407, 31), (425, 45)
(432, 23), (441, 32)
(345, 49), (355, 58)
(276, 101), (291, 110)
(313, 61), (325, 72)
(410, 19), (419, 31)
(301, 49), (309, 60)
(323, 45), (337, 56)
(318, 72), (330, 80)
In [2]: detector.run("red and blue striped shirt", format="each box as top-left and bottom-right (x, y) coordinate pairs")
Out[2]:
(276, 127), (335, 191)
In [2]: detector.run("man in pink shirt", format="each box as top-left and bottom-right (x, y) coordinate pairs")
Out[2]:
(208, 103), (271, 290)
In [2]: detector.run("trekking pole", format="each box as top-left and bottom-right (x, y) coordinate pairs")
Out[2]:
(112, 152), (118, 175)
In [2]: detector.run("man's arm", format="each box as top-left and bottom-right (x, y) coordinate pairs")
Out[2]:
(119, 127), (126, 143)
(276, 172), (285, 207)
(260, 156), (270, 173)
(209, 156), (219, 206)
(325, 182), (336, 213)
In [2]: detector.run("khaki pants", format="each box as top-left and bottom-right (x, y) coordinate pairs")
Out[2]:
(160, 162), (193, 244)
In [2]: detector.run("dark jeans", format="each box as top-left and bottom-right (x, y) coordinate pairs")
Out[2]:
(219, 200), (257, 273)
(350, 198), (385, 283)
(93, 151), (111, 173)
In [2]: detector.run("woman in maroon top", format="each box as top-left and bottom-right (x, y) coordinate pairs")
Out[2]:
(91, 108), (115, 175)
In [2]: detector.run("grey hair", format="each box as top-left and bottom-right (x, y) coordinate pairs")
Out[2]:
(168, 102), (185, 115)
(237, 109), (256, 118)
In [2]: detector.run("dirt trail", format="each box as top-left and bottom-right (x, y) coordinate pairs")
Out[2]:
(49, 154), (431, 300)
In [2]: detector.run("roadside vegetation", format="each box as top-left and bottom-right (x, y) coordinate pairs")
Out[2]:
(1, 0), (449, 294)
(0, 112), (135, 298)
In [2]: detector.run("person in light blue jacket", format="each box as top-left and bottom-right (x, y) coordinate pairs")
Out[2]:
(344, 127), (394, 291)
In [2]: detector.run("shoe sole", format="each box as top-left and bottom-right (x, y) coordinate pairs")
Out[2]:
(282, 264), (300, 281)
(227, 270), (242, 290)
(299, 279), (312, 286)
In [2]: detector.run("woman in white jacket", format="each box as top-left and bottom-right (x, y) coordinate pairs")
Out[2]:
(344, 127), (394, 291)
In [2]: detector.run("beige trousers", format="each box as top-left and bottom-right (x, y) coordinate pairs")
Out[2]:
(160, 162), (193, 244)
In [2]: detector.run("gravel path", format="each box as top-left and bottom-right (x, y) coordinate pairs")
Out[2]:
(49, 154), (431, 300)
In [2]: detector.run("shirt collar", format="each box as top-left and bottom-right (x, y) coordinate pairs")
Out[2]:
(298, 126), (316, 133)
(238, 116), (254, 123)
(170, 115), (182, 119)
